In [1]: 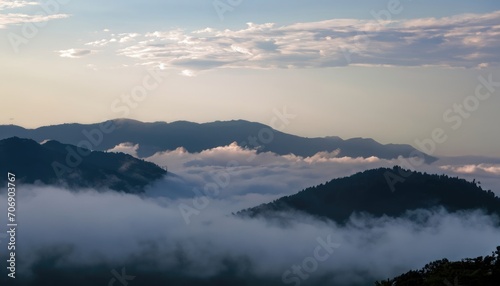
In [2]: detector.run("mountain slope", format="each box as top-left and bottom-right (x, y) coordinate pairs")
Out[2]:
(0, 137), (166, 193)
(0, 119), (436, 162)
(239, 167), (500, 223)
(376, 246), (500, 285)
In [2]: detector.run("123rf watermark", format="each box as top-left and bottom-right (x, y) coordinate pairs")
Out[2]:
(6, 172), (17, 279)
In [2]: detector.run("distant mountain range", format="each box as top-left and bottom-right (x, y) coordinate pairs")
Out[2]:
(0, 137), (166, 193)
(0, 119), (436, 162)
(239, 167), (500, 224)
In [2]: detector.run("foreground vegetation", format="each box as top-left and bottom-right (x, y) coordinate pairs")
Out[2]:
(376, 246), (500, 285)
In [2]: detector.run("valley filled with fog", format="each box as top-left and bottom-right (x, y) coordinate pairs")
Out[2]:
(1, 142), (500, 285)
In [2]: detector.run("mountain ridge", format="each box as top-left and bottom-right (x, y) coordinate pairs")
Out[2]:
(0, 137), (166, 193)
(0, 119), (437, 162)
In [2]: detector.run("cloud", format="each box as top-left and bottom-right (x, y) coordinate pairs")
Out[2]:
(137, 142), (396, 210)
(118, 32), (140, 43)
(0, 0), (69, 29)
(143, 143), (387, 203)
(2, 142), (500, 285)
(438, 163), (500, 191)
(108, 142), (140, 158)
(140, 142), (500, 204)
(58, 49), (94, 58)
(440, 164), (500, 176)
(0, 0), (37, 10)
(0, 186), (499, 286)
(0, 13), (69, 29)
(69, 11), (500, 72)
(180, 69), (196, 77)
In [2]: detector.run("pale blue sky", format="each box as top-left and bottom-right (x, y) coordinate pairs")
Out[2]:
(1, 0), (499, 156)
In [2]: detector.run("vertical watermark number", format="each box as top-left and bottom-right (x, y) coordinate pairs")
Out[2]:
(6, 172), (17, 279)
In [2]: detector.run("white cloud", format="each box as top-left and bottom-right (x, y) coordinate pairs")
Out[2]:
(84, 39), (111, 47)
(476, 62), (489, 69)
(440, 164), (500, 176)
(144, 143), (399, 202)
(107, 142), (140, 157)
(58, 48), (94, 58)
(180, 69), (196, 77)
(141, 142), (500, 203)
(0, 0), (69, 29)
(69, 11), (500, 72)
(0, 13), (69, 29)
(0, 0), (37, 10)
(118, 32), (140, 43)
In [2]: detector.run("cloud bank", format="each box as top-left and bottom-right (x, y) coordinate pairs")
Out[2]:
(142, 143), (396, 209)
(0, 186), (499, 286)
(104, 142), (500, 207)
(0, 142), (497, 285)
(76, 11), (500, 73)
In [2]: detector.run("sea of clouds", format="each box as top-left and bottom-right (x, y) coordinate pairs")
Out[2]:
(0, 142), (499, 285)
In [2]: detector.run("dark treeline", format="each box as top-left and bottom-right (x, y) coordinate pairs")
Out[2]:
(376, 246), (500, 285)
(240, 167), (500, 224)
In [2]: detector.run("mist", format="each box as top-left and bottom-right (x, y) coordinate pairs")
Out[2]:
(136, 143), (500, 206)
(1, 185), (499, 286)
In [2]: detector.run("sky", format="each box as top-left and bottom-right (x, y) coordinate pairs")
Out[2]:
(1, 0), (500, 157)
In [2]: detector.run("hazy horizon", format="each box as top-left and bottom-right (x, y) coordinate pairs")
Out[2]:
(1, 0), (500, 157)
(3, 116), (500, 159)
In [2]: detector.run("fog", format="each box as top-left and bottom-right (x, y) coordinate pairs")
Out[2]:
(0, 143), (499, 285)
(137, 143), (500, 207)
(0, 185), (499, 286)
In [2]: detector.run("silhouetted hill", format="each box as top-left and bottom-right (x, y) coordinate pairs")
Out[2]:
(0, 119), (436, 162)
(0, 137), (166, 193)
(239, 167), (500, 223)
(375, 246), (500, 285)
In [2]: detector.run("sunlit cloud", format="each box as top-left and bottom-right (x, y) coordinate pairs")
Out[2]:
(135, 142), (500, 200)
(108, 142), (140, 158)
(0, 0), (69, 29)
(65, 11), (500, 72)
(180, 69), (196, 77)
(440, 164), (500, 175)
(0, 0), (37, 10)
(0, 13), (69, 29)
(58, 48), (94, 58)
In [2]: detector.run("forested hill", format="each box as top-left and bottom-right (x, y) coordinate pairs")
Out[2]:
(240, 167), (500, 224)
(0, 137), (166, 193)
(375, 246), (500, 285)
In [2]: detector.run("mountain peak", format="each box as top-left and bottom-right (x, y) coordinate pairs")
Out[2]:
(0, 119), (437, 162)
(0, 137), (166, 193)
(240, 167), (500, 224)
